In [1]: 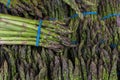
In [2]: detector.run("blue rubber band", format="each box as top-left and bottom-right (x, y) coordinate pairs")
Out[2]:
(71, 40), (78, 44)
(47, 11), (97, 20)
(36, 20), (43, 47)
(70, 12), (97, 19)
(6, 0), (11, 7)
(83, 12), (97, 16)
(99, 39), (105, 44)
(101, 13), (120, 20)
(110, 43), (117, 49)
(70, 13), (79, 18)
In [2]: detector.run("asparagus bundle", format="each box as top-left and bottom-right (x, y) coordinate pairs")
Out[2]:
(0, 0), (69, 20)
(75, 0), (119, 80)
(0, 13), (74, 50)
(98, 0), (120, 80)
(76, 0), (100, 80)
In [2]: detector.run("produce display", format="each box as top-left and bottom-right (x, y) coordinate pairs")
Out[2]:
(0, 0), (120, 80)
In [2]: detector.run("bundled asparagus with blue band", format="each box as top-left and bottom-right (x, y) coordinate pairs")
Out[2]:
(98, 0), (120, 80)
(0, 13), (74, 50)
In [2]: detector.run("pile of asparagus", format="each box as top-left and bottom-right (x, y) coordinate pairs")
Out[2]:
(0, 13), (73, 50)
(75, 0), (120, 80)
(0, 0), (120, 80)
